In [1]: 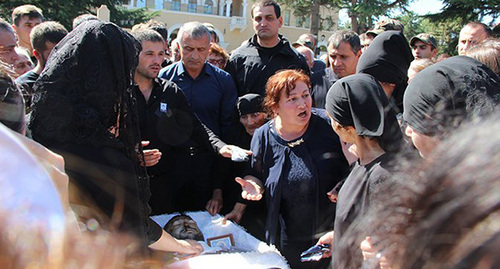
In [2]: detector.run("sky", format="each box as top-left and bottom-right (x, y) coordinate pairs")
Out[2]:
(408, 0), (445, 16)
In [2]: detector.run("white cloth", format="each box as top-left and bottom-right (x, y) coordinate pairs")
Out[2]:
(152, 211), (290, 269)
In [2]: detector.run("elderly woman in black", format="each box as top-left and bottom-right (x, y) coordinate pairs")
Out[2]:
(29, 21), (202, 254)
(316, 73), (403, 268)
(237, 70), (348, 269)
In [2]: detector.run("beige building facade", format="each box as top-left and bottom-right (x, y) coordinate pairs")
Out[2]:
(122, 0), (339, 54)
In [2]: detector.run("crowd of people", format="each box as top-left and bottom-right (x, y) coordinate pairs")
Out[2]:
(1, 1), (499, 268)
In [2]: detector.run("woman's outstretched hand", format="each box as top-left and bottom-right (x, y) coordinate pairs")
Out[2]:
(235, 176), (263, 201)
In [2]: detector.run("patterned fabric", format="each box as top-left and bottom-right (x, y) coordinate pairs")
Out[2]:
(30, 20), (141, 163)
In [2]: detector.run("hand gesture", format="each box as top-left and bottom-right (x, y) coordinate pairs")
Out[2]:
(205, 189), (223, 215)
(222, 202), (246, 224)
(235, 177), (263, 201)
(177, 239), (203, 256)
(219, 145), (252, 160)
(316, 231), (334, 258)
(141, 141), (161, 167)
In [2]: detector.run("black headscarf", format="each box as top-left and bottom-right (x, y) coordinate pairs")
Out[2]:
(29, 20), (142, 162)
(356, 30), (414, 111)
(403, 56), (500, 136)
(326, 73), (403, 153)
(237, 93), (263, 116)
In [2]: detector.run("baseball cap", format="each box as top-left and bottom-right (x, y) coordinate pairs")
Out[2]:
(366, 19), (405, 36)
(293, 36), (315, 51)
(410, 33), (438, 49)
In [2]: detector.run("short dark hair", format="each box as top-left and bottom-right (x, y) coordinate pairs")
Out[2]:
(251, 0), (281, 19)
(131, 29), (165, 44)
(464, 21), (493, 37)
(30, 21), (67, 52)
(12, 4), (43, 26)
(328, 30), (361, 54)
(141, 20), (168, 40)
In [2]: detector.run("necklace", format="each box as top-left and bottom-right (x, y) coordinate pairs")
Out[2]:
(288, 138), (304, 148)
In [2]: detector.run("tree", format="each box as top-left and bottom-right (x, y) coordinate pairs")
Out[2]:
(0, 0), (156, 30)
(421, 0), (499, 55)
(281, 0), (411, 35)
(337, 0), (411, 33)
(395, 11), (463, 55)
(280, 0), (338, 36)
(426, 0), (499, 26)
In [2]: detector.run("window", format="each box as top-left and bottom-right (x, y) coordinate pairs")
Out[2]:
(304, 16), (310, 28)
(188, 0), (197, 13)
(171, 0), (180, 11)
(204, 0), (213, 14)
(283, 10), (290, 26)
(155, 0), (163, 10)
(296, 17), (304, 28)
(136, 0), (146, 8)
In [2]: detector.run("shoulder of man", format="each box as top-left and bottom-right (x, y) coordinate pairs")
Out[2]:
(158, 61), (181, 80)
(230, 37), (260, 59)
(206, 63), (233, 80)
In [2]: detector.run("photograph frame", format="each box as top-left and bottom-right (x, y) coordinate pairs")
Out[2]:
(206, 233), (235, 249)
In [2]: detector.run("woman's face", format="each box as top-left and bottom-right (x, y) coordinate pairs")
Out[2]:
(405, 124), (440, 159)
(274, 80), (312, 128)
(240, 112), (266, 136)
(330, 119), (355, 144)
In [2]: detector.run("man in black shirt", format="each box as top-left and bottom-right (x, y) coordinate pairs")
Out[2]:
(132, 29), (248, 214)
(225, 0), (309, 96)
(16, 21), (67, 113)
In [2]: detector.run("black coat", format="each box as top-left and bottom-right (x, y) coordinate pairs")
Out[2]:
(225, 35), (310, 97)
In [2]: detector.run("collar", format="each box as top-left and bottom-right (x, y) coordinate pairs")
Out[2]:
(249, 34), (296, 57)
(175, 61), (213, 79)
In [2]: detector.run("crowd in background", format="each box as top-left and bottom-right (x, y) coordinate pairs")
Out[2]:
(0, 1), (499, 268)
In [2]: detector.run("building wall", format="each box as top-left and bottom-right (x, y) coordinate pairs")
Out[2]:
(125, 0), (339, 53)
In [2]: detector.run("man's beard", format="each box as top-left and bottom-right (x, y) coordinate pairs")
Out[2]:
(175, 228), (204, 241)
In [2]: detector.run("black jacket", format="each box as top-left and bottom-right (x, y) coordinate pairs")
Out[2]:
(225, 35), (310, 96)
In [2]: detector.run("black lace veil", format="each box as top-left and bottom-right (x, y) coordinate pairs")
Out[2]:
(29, 20), (143, 165)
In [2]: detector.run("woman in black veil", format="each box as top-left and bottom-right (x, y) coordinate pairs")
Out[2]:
(29, 21), (202, 254)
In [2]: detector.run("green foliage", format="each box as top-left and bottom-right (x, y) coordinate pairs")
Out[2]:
(426, 0), (499, 25)
(395, 11), (423, 39)
(395, 11), (463, 55)
(280, 0), (338, 34)
(0, 0), (155, 30)
(331, 0), (411, 33)
(112, 6), (159, 28)
(421, 17), (463, 55)
(418, 0), (499, 55)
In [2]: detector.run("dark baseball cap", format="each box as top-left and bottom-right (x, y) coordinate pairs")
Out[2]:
(410, 33), (438, 49)
(293, 35), (315, 51)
